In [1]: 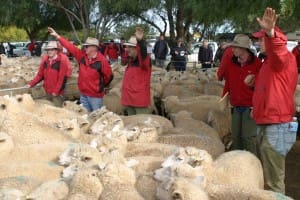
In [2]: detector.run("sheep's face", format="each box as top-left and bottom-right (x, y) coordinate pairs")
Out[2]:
(125, 122), (158, 142)
(59, 144), (103, 167)
(154, 166), (174, 182)
(69, 168), (103, 196)
(89, 112), (124, 135)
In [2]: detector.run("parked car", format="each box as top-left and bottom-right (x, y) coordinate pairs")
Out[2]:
(187, 41), (218, 62)
(12, 42), (31, 57)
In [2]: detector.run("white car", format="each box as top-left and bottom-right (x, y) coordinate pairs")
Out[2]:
(187, 41), (218, 62)
(12, 42), (31, 57)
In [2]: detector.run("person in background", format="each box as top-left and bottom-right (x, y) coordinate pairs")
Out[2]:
(48, 27), (113, 112)
(153, 34), (169, 68)
(32, 42), (42, 56)
(198, 39), (213, 70)
(292, 41), (300, 73)
(105, 40), (119, 64)
(213, 42), (229, 67)
(0, 42), (5, 65)
(217, 34), (262, 156)
(7, 42), (15, 57)
(252, 7), (298, 194)
(0, 42), (6, 55)
(121, 27), (152, 115)
(28, 39), (36, 56)
(170, 37), (189, 72)
(119, 37), (128, 65)
(27, 41), (69, 107)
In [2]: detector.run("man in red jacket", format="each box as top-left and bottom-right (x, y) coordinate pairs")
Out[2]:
(48, 27), (113, 112)
(104, 40), (119, 64)
(217, 35), (261, 155)
(252, 7), (298, 194)
(27, 41), (69, 107)
(121, 27), (151, 115)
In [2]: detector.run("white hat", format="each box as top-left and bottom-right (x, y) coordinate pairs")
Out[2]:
(123, 36), (137, 47)
(83, 37), (99, 47)
(231, 34), (251, 49)
(45, 41), (58, 50)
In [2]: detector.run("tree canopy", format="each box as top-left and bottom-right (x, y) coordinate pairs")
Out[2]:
(0, 0), (299, 43)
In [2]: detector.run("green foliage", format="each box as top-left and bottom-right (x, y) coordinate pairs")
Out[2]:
(0, 26), (28, 42)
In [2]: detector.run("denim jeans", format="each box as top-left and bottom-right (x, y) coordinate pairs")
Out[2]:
(80, 94), (103, 112)
(257, 123), (297, 194)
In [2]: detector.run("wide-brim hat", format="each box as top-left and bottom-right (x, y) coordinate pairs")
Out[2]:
(123, 36), (137, 47)
(230, 34), (251, 49)
(45, 41), (58, 50)
(83, 37), (99, 47)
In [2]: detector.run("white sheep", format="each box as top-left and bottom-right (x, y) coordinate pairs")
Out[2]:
(89, 110), (124, 135)
(162, 95), (227, 122)
(125, 142), (179, 158)
(170, 110), (220, 139)
(157, 133), (225, 158)
(0, 132), (14, 159)
(210, 150), (264, 190)
(98, 162), (144, 200)
(26, 179), (69, 200)
(0, 188), (24, 200)
(58, 143), (103, 179)
(124, 120), (159, 143)
(0, 176), (42, 195)
(122, 114), (174, 134)
(156, 177), (210, 200)
(68, 168), (103, 200)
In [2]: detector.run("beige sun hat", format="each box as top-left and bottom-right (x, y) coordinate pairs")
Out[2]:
(231, 34), (251, 49)
(45, 41), (58, 49)
(123, 36), (137, 47)
(83, 37), (99, 47)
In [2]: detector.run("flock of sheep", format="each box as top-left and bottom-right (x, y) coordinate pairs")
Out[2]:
(0, 55), (296, 200)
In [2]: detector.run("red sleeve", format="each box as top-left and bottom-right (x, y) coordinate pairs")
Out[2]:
(99, 54), (113, 85)
(136, 40), (150, 70)
(217, 47), (233, 81)
(264, 27), (289, 72)
(53, 54), (68, 95)
(58, 36), (83, 62)
(29, 56), (47, 87)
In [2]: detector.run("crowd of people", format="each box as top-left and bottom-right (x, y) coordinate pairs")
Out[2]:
(1, 6), (299, 196)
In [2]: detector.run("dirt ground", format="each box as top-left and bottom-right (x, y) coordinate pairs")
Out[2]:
(286, 140), (300, 200)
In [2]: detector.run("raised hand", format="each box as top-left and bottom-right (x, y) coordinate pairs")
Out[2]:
(135, 27), (144, 41)
(256, 7), (277, 36)
(48, 27), (60, 38)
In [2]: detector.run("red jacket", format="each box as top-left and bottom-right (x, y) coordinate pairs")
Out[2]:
(121, 40), (151, 107)
(217, 47), (262, 106)
(105, 43), (119, 60)
(253, 28), (298, 124)
(29, 53), (68, 95)
(292, 45), (300, 67)
(59, 37), (113, 98)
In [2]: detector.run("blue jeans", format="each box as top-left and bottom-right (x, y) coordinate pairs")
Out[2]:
(80, 94), (103, 112)
(257, 123), (297, 193)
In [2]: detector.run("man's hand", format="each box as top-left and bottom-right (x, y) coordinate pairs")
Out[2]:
(257, 7), (277, 37)
(244, 74), (255, 87)
(48, 27), (60, 39)
(52, 93), (58, 97)
(135, 27), (144, 41)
